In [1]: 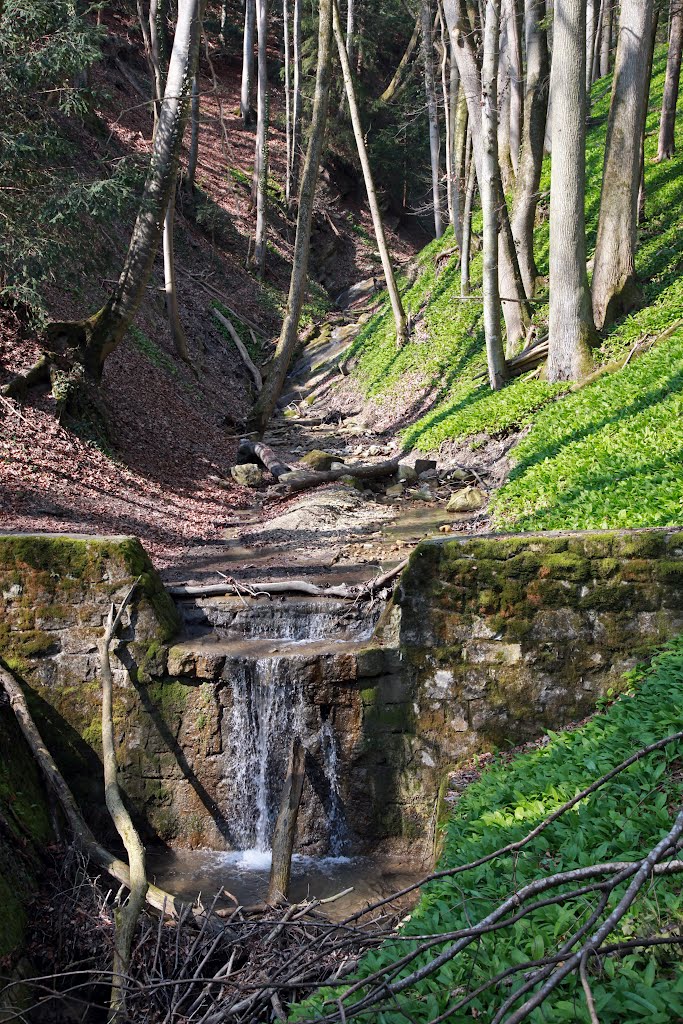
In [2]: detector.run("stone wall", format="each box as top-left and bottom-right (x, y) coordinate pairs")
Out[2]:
(384, 527), (683, 854)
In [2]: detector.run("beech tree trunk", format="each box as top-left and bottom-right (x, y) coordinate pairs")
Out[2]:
(247, 0), (333, 433)
(185, 73), (199, 194)
(438, 1), (456, 230)
(592, 0), (654, 329)
(506, 0), (523, 176)
(511, 0), (549, 297)
(444, 0), (531, 356)
(283, 0), (293, 203)
(163, 187), (191, 361)
(253, 0), (269, 276)
(345, 0), (355, 69)
(267, 737), (306, 905)
(600, 0), (613, 77)
(497, 12), (515, 192)
(290, 0), (303, 200)
(421, 0), (444, 238)
(481, 0), (509, 390)
(547, 0), (595, 382)
(149, 0), (169, 130)
(241, 0), (256, 125)
(586, 0), (597, 93)
(658, 0), (683, 160)
(461, 137), (476, 296)
(379, 12), (421, 103)
(333, 0), (407, 344)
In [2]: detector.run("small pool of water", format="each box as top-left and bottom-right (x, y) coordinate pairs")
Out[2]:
(147, 848), (422, 922)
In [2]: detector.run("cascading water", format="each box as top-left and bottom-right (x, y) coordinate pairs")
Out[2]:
(319, 719), (347, 856)
(226, 657), (305, 852)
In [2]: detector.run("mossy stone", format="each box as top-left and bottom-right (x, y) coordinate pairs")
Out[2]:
(541, 552), (591, 582)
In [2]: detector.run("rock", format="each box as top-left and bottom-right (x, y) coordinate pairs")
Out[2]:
(300, 449), (340, 472)
(418, 468), (438, 481)
(397, 463), (418, 483)
(446, 486), (486, 513)
(230, 463), (264, 487)
(366, 444), (389, 457)
(386, 483), (405, 497)
(445, 467), (469, 481)
(330, 461), (346, 471)
(414, 458), (437, 476)
(336, 278), (377, 309)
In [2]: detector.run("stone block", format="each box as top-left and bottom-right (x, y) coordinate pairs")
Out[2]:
(463, 641), (522, 665)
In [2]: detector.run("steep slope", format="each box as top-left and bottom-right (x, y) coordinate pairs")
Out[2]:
(331, 46), (683, 534)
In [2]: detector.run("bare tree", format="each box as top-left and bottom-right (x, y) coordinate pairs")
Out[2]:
(461, 138), (476, 295)
(421, 0), (444, 237)
(290, 0), (303, 201)
(379, 11), (421, 104)
(444, 0), (531, 356)
(247, 0), (334, 433)
(185, 73), (199, 195)
(241, 0), (256, 125)
(511, 0), (549, 296)
(333, 0), (407, 345)
(600, 0), (613, 76)
(253, 0), (269, 276)
(657, 0), (683, 160)
(481, 0), (509, 389)
(592, 0), (655, 329)
(283, 0), (293, 203)
(505, 0), (523, 175)
(547, 0), (595, 381)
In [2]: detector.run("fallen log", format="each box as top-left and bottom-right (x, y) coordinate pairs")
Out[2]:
(267, 737), (307, 906)
(238, 437), (292, 479)
(213, 309), (263, 392)
(168, 558), (409, 600)
(279, 455), (401, 492)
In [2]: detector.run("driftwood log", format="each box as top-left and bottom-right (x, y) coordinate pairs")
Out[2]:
(267, 737), (307, 906)
(168, 558), (409, 600)
(238, 437), (292, 478)
(279, 456), (401, 492)
(213, 309), (263, 392)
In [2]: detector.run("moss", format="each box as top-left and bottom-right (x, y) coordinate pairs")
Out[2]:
(118, 538), (180, 642)
(614, 532), (667, 559)
(579, 582), (638, 611)
(593, 557), (620, 578)
(0, 624), (57, 660)
(541, 552), (591, 582)
(651, 559), (683, 584)
(145, 679), (189, 719)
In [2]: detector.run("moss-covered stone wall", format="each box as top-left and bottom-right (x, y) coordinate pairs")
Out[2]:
(385, 527), (683, 855)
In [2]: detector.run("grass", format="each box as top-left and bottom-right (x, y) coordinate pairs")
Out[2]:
(294, 641), (683, 1023)
(347, 46), (683, 532)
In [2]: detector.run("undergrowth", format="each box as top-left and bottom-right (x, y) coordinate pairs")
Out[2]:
(294, 640), (683, 1023)
(348, 46), (683, 532)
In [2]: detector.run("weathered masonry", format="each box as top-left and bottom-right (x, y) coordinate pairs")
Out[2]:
(1, 527), (682, 944)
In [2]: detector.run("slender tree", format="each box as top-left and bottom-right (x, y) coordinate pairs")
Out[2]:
(241, 0), (256, 125)
(657, 0), (683, 160)
(461, 141), (476, 296)
(379, 11), (421, 103)
(547, 0), (595, 382)
(421, 0), (444, 237)
(253, 0), (269, 276)
(283, 0), (293, 203)
(586, 0), (597, 92)
(444, 0), (531, 355)
(592, 0), (655, 329)
(506, 0), (523, 175)
(511, 0), (549, 296)
(332, 0), (407, 345)
(600, 0), (613, 76)
(290, 0), (303, 201)
(481, 0), (509, 390)
(247, 0), (334, 433)
(185, 72), (199, 194)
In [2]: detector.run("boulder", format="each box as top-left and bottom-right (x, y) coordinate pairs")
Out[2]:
(414, 458), (437, 476)
(386, 483), (405, 497)
(446, 486), (486, 513)
(300, 450), (340, 472)
(397, 463), (418, 483)
(231, 463), (264, 488)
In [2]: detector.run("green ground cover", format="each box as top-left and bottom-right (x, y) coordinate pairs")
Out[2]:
(348, 48), (683, 531)
(294, 641), (683, 1023)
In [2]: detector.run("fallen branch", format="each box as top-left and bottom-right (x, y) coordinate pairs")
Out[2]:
(168, 559), (409, 600)
(279, 456), (401, 492)
(213, 309), (262, 392)
(268, 737), (307, 906)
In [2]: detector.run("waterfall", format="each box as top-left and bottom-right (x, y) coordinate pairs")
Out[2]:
(319, 719), (348, 856)
(225, 657), (305, 851)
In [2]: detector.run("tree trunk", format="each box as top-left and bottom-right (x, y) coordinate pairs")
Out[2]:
(163, 186), (192, 361)
(290, 0), (303, 200)
(345, 0), (355, 69)
(247, 0), (333, 434)
(421, 0), (444, 238)
(185, 73), (199, 194)
(497, 11), (515, 192)
(511, 0), (549, 297)
(600, 0), (613, 76)
(333, 0), (407, 345)
(658, 0), (683, 160)
(506, 0), (524, 176)
(444, 0), (531, 355)
(461, 137), (476, 296)
(241, 0), (256, 125)
(591, 0), (654, 329)
(283, 0), (293, 203)
(481, 0), (509, 390)
(379, 12), (421, 103)
(253, 0), (269, 276)
(267, 737), (306, 905)
(149, 0), (170, 131)
(586, 0), (597, 93)
(547, 0), (595, 381)
(438, 1), (456, 229)
(52, 0), (202, 382)
(448, 41), (463, 243)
